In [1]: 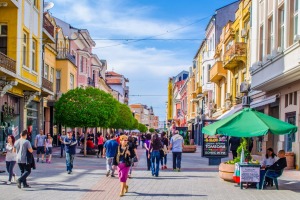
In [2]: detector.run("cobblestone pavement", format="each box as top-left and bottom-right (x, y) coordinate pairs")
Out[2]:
(0, 146), (300, 200)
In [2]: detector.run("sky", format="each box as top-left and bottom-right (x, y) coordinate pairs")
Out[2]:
(50, 0), (237, 121)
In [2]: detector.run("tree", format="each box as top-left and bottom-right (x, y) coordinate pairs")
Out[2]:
(138, 123), (147, 133)
(110, 103), (134, 130)
(149, 128), (155, 133)
(55, 87), (118, 156)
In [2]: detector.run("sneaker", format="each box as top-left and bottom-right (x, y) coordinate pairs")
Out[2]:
(41, 160), (44, 163)
(164, 166), (167, 169)
(97, 155), (99, 158)
(23, 185), (31, 188)
(48, 161), (51, 164)
(177, 168), (181, 172)
(12, 174), (16, 182)
(6, 181), (11, 185)
(161, 166), (164, 170)
(37, 158), (39, 162)
(16, 179), (21, 189)
(106, 170), (110, 177)
(111, 174), (115, 177)
(67, 171), (71, 174)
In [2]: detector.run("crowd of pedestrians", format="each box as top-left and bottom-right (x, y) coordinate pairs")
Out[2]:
(0, 128), (186, 197)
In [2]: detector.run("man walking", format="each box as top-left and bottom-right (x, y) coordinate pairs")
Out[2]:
(14, 130), (33, 188)
(103, 133), (119, 177)
(59, 131), (66, 158)
(35, 129), (46, 163)
(64, 131), (77, 174)
(169, 130), (184, 172)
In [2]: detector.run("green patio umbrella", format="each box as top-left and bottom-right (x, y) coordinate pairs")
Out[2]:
(202, 108), (298, 137)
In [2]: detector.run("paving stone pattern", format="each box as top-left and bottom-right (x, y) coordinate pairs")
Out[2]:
(0, 146), (300, 200)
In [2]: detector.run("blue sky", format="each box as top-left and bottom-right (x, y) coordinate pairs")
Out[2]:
(50, 0), (237, 121)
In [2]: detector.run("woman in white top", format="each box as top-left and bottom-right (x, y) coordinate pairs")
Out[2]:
(261, 147), (277, 168)
(5, 135), (17, 185)
(45, 134), (53, 163)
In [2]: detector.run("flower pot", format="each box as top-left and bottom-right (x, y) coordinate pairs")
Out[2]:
(182, 145), (197, 153)
(285, 152), (295, 170)
(219, 162), (235, 182)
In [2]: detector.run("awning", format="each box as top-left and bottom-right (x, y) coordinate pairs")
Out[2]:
(250, 94), (278, 109)
(216, 104), (243, 120)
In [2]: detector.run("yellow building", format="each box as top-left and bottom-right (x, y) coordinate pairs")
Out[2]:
(211, 0), (251, 119)
(0, 0), (45, 147)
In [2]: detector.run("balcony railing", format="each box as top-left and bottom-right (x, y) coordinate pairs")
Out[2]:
(43, 15), (54, 38)
(223, 42), (247, 69)
(210, 61), (227, 83)
(87, 77), (95, 87)
(0, 52), (16, 73)
(57, 48), (76, 66)
(42, 77), (53, 92)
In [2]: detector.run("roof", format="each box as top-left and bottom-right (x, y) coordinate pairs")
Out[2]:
(106, 71), (122, 77)
(106, 78), (122, 85)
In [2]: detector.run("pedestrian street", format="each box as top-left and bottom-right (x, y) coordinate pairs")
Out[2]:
(0, 146), (300, 200)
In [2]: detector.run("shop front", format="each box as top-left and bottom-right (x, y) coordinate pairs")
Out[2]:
(0, 94), (20, 151)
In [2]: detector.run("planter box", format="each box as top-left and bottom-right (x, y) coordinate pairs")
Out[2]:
(219, 162), (235, 182)
(182, 145), (197, 153)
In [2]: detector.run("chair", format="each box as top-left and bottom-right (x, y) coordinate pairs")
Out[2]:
(261, 169), (284, 190)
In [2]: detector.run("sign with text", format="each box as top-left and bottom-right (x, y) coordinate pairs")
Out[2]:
(240, 165), (260, 182)
(202, 120), (228, 157)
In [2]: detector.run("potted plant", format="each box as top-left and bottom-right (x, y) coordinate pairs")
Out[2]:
(182, 132), (197, 153)
(219, 138), (258, 182)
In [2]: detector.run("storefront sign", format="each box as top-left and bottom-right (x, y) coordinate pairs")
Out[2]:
(202, 120), (228, 157)
(240, 165), (260, 182)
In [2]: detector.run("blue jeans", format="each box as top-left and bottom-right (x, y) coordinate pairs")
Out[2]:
(66, 153), (75, 172)
(60, 144), (65, 157)
(6, 161), (16, 181)
(106, 157), (115, 174)
(151, 150), (160, 176)
(161, 154), (167, 166)
(172, 152), (182, 169)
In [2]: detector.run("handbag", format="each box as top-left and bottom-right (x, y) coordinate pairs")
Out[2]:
(133, 156), (138, 162)
(159, 149), (165, 158)
(125, 157), (132, 167)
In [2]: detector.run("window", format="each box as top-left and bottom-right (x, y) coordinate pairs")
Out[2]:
(278, 6), (285, 49)
(80, 57), (83, 72)
(44, 64), (49, 79)
(235, 30), (239, 42)
(22, 32), (28, 66)
(0, 24), (7, 55)
(70, 73), (74, 89)
(32, 40), (36, 71)
(259, 25), (264, 61)
(50, 67), (54, 82)
(33, 0), (38, 8)
(294, 0), (299, 40)
(56, 71), (61, 92)
(267, 16), (273, 54)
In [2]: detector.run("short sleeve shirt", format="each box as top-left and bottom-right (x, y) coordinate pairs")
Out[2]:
(14, 138), (32, 163)
(170, 135), (183, 152)
(36, 134), (46, 147)
(104, 140), (119, 157)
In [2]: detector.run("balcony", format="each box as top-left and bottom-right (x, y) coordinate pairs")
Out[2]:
(87, 77), (95, 87)
(223, 42), (247, 70)
(210, 61), (227, 83)
(42, 77), (53, 93)
(43, 14), (55, 43)
(57, 48), (76, 66)
(0, 52), (16, 74)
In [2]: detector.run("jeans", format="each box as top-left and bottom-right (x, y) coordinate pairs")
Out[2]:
(151, 150), (160, 176)
(161, 154), (167, 166)
(129, 158), (134, 175)
(66, 153), (75, 172)
(146, 151), (151, 170)
(97, 144), (103, 156)
(18, 163), (31, 186)
(106, 157), (115, 174)
(60, 144), (65, 157)
(172, 152), (182, 169)
(6, 161), (16, 181)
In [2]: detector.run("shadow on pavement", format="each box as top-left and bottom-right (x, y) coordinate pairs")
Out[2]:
(129, 192), (207, 197)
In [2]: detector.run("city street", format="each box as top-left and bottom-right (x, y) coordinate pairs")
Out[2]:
(1, 146), (300, 200)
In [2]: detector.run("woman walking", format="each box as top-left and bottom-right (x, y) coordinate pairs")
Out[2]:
(114, 135), (131, 197)
(45, 134), (53, 163)
(6, 135), (17, 184)
(149, 133), (163, 177)
(143, 133), (152, 171)
(160, 132), (169, 170)
(97, 132), (104, 158)
(128, 136), (138, 178)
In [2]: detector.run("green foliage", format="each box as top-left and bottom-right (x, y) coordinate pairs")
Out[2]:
(225, 137), (252, 164)
(110, 103), (135, 130)
(149, 128), (155, 133)
(184, 132), (190, 145)
(54, 87), (118, 128)
(138, 123), (147, 133)
(129, 118), (139, 130)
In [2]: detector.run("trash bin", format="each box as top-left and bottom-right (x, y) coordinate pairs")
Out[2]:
(285, 152), (295, 170)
